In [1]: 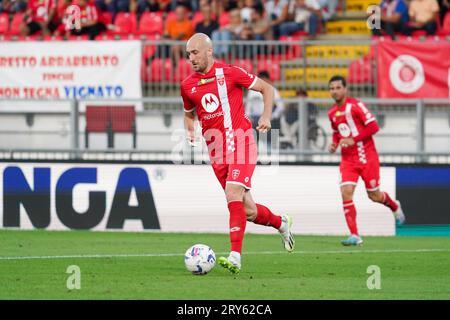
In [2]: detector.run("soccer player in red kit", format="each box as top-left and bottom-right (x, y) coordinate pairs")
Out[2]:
(327, 75), (405, 246)
(181, 33), (295, 274)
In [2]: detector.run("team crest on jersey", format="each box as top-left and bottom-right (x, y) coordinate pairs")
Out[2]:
(217, 75), (225, 86)
(232, 169), (240, 180)
(338, 123), (351, 137)
(198, 77), (215, 86)
(201, 93), (220, 113)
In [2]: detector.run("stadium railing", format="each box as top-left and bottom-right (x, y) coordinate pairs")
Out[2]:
(0, 98), (449, 164)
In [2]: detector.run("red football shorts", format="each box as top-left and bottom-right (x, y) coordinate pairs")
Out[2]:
(210, 141), (257, 190)
(339, 157), (380, 191)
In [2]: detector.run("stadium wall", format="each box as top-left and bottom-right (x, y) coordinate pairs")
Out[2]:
(0, 162), (397, 236)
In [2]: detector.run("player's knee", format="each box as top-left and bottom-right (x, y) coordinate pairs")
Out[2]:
(245, 207), (257, 221)
(368, 191), (381, 202)
(225, 189), (244, 203)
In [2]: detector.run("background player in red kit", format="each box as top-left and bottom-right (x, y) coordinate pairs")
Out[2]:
(327, 75), (405, 246)
(181, 33), (295, 274)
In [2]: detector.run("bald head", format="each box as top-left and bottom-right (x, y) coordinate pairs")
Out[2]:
(186, 33), (214, 74)
(187, 33), (213, 51)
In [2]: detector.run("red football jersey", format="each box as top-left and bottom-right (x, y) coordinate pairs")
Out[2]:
(328, 97), (378, 164)
(181, 61), (258, 160)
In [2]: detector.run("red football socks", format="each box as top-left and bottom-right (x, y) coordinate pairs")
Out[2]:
(228, 201), (247, 254)
(343, 200), (358, 235)
(253, 204), (282, 229)
(382, 192), (399, 212)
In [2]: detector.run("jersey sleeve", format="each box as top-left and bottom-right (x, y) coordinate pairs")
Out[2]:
(180, 84), (195, 113)
(328, 111), (340, 144)
(229, 66), (258, 90)
(353, 101), (377, 126)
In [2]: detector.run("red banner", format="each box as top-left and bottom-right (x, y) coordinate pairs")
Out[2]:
(377, 40), (450, 98)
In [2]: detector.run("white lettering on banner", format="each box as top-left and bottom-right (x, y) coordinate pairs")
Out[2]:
(0, 42), (142, 111)
(389, 55), (425, 94)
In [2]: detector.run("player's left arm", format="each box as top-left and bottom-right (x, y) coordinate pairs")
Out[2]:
(249, 78), (274, 133)
(340, 101), (379, 147)
(231, 66), (274, 133)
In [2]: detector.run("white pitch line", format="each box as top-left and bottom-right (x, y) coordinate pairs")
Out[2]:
(1, 248), (450, 261)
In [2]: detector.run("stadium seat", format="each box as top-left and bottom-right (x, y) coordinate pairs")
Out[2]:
(68, 35), (89, 41)
(219, 12), (230, 27)
(348, 55), (373, 84)
(99, 11), (113, 25)
(0, 13), (9, 34)
(256, 60), (281, 81)
(85, 106), (112, 149)
(95, 34), (118, 40)
(278, 35), (302, 60)
(142, 35), (159, 60)
(166, 11), (176, 24)
(8, 13), (24, 35)
(43, 35), (63, 41)
(111, 12), (137, 35)
(233, 58), (253, 73)
(139, 12), (163, 35)
(149, 58), (173, 82)
(174, 59), (193, 82)
(111, 106), (137, 149)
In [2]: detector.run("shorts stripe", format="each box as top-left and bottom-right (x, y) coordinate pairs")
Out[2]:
(340, 182), (358, 187)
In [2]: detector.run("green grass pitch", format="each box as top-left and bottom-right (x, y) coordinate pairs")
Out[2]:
(0, 230), (449, 299)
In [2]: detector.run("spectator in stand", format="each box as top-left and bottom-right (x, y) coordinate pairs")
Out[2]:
(167, 0), (196, 11)
(265, 0), (289, 39)
(94, 0), (131, 20)
(20, 0), (58, 36)
(317, 0), (338, 21)
(194, 3), (219, 37)
(136, 0), (161, 16)
(403, 0), (440, 35)
(250, 1), (271, 40)
(66, 0), (106, 40)
(279, 0), (321, 39)
(164, 4), (194, 65)
(211, 8), (243, 57)
(53, 0), (72, 37)
(240, 0), (255, 23)
(0, 0), (27, 13)
(371, 0), (409, 39)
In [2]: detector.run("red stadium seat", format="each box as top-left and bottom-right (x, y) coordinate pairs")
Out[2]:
(278, 35), (302, 60)
(0, 13), (9, 34)
(139, 11), (163, 35)
(95, 34), (118, 40)
(192, 12), (204, 28)
(166, 11), (176, 24)
(348, 55), (373, 84)
(219, 12), (230, 27)
(85, 106), (112, 148)
(256, 60), (281, 81)
(111, 106), (137, 148)
(112, 12), (137, 35)
(68, 35), (89, 41)
(142, 35), (160, 59)
(174, 59), (193, 82)
(99, 11), (113, 25)
(8, 13), (24, 35)
(233, 58), (253, 73)
(149, 58), (173, 82)
(43, 35), (63, 41)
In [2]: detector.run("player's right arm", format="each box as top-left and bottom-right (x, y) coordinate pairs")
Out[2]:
(328, 111), (340, 153)
(181, 84), (196, 145)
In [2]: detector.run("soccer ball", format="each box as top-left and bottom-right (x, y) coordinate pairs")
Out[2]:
(184, 244), (216, 275)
